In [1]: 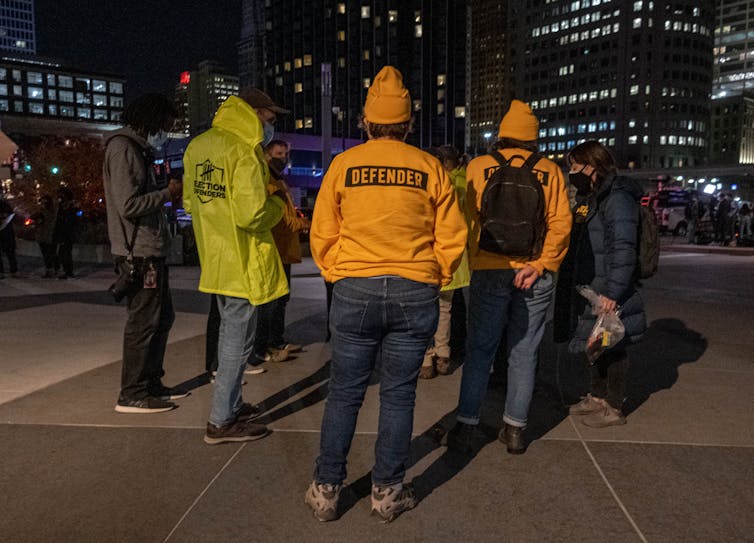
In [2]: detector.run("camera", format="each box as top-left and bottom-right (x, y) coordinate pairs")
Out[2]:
(109, 260), (138, 302)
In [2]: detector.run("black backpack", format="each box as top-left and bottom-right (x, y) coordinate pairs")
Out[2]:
(478, 150), (546, 258)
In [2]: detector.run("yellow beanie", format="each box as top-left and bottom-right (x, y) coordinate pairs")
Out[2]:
(363, 66), (411, 124)
(498, 100), (539, 141)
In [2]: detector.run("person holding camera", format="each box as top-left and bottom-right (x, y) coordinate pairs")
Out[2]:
(103, 93), (187, 414)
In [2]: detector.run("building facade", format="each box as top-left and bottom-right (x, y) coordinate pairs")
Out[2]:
(0, 0), (35, 55)
(173, 61), (239, 136)
(240, 0), (467, 151)
(709, 93), (754, 164)
(506, 0), (714, 169)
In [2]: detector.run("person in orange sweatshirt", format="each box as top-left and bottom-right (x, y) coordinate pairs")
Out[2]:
(304, 66), (467, 523)
(446, 100), (572, 455)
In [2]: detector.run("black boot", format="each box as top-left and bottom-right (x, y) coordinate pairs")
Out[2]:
(446, 422), (475, 454)
(499, 423), (526, 455)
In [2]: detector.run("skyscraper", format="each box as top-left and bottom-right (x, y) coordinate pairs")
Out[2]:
(0, 0), (35, 55)
(505, 1), (714, 169)
(173, 61), (239, 136)
(239, 0), (467, 151)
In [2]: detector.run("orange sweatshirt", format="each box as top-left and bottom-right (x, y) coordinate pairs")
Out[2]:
(465, 148), (572, 273)
(311, 139), (467, 286)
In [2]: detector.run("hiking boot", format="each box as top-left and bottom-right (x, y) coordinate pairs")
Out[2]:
(435, 357), (452, 375)
(446, 421), (475, 454)
(418, 364), (436, 379)
(371, 482), (417, 523)
(304, 481), (341, 522)
(115, 396), (176, 414)
(568, 393), (604, 416)
(499, 423), (526, 455)
(149, 384), (190, 401)
(582, 405), (627, 428)
(235, 402), (263, 421)
(203, 419), (270, 445)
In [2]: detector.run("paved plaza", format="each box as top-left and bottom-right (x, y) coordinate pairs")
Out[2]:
(1, 250), (752, 542)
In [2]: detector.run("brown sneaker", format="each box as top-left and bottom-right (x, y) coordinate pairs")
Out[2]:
(203, 419), (270, 444)
(304, 481), (341, 522)
(265, 347), (290, 363)
(419, 364), (437, 379)
(568, 393), (604, 415)
(582, 405), (627, 428)
(435, 357), (452, 375)
(371, 482), (417, 523)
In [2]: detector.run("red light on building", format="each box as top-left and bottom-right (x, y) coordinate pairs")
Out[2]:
(180, 71), (191, 85)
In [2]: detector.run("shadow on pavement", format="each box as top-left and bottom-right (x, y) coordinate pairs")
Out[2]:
(254, 360), (331, 425)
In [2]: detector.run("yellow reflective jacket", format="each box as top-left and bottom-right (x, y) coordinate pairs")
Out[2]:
(182, 96), (288, 305)
(443, 165), (470, 291)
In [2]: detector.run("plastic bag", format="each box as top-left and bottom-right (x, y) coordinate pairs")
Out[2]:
(576, 285), (625, 364)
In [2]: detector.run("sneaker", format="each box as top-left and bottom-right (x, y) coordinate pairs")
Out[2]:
(304, 481), (342, 522)
(115, 396), (176, 414)
(446, 421), (475, 454)
(582, 405), (627, 428)
(435, 357), (452, 375)
(263, 347), (290, 363)
(499, 423), (526, 455)
(235, 402), (263, 421)
(149, 384), (190, 401)
(244, 364), (267, 375)
(281, 343), (303, 353)
(418, 364), (436, 379)
(568, 393), (604, 416)
(371, 482), (417, 523)
(203, 419), (270, 445)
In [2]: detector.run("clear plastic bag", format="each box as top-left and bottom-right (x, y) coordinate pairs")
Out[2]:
(576, 285), (625, 364)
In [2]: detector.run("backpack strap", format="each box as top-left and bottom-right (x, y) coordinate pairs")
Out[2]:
(489, 150), (542, 171)
(521, 152), (543, 171)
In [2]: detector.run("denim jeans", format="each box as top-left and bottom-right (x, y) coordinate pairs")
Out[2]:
(314, 277), (439, 487)
(209, 295), (258, 427)
(121, 258), (174, 401)
(269, 263), (291, 347)
(457, 268), (554, 427)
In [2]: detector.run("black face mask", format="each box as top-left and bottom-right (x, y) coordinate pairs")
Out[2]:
(569, 170), (593, 194)
(269, 157), (287, 174)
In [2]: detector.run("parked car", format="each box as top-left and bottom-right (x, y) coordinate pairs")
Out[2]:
(644, 188), (692, 236)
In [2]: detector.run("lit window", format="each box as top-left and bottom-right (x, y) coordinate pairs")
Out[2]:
(454, 106), (466, 118)
(363, 50), (370, 60)
(437, 74), (446, 86)
(27, 72), (42, 84)
(109, 81), (122, 94)
(0, 84), (6, 96)
(337, 3), (345, 14)
(29, 102), (43, 114)
(12, 85), (22, 96)
(630, 85), (639, 95)
(284, 62), (292, 71)
(338, 57), (346, 68)
(93, 80), (106, 92)
(363, 78), (371, 88)
(414, 24), (422, 37)
(413, 100), (422, 111)
(295, 82), (303, 93)
(304, 54), (313, 66)
(294, 58), (302, 68)
(295, 119), (304, 129)
(388, 10), (398, 23)
(415, 10), (421, 23)
(275, 76), (283, 87)
(633, 18), (641, 28)
(338, 30), (346, 41)
(361, 6), (370, 18)
(437, 103), (444, 115)
(304, 117), (313, 128)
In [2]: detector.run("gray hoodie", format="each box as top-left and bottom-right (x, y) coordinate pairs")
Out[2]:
(102, 127), (171, 258)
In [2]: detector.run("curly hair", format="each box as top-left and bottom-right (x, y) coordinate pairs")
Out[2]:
(123, 93), (177, 137)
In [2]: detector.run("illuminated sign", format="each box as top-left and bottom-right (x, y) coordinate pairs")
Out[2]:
(180, 71), (190, 85)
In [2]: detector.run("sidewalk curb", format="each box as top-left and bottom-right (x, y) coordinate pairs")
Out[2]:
(662, 244), (754, 256)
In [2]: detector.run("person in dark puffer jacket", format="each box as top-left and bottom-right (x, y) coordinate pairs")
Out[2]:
(554, 140), (647, 428)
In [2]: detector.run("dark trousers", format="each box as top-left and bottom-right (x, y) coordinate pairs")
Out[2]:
(39, 242), (58, 271)
(120, 258), (175, 401)
(205, 294), (220, 373)
(269, 263), (292, 347)
(589, 348), (629, 410)
(253, 299), (277, 356)
(56, 240), (74, 276)
(0, 240), (17, 274)
(325, 280), (334, 341)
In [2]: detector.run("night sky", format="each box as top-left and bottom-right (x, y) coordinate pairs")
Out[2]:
(34, 0), (242, 101)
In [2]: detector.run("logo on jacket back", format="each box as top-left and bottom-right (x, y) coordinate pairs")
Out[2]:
(194, 160), (226, 204)
(483, 165), (549, 186)
(345, 166), (428, 190)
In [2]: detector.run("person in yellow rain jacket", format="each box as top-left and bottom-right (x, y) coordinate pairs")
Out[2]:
(304, 66), (467, 524)
(447, 99), (572, 456)
(183, 89), (290, 445)
(419, 144), (471, 379)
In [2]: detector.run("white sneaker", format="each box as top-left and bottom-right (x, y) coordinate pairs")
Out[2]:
(244, 364), (267, 375)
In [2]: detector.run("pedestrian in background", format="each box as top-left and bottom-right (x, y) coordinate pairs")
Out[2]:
(103, 93), (187, 413)
(419, 144), (470, 379)
(555, 140), (647, 428)
(54, 186), (77, 279)
(0, 195), (18, 279)
(183, 88), (289, 444)
(305, 66), (466, 523)
(32, 193), (58, 277)
(739, 202), (752, 238)
(447, 99), (572, 455)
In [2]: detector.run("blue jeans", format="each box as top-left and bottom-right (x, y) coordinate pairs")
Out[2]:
(457, 269), (554, 427)
(209, 295), (258, 427)
(314, 277), (438, 487)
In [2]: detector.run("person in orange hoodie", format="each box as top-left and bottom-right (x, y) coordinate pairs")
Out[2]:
(305, 66), (467, 523)
(446, 100), (572, 455)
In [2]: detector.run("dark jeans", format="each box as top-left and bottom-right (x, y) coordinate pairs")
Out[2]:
(589, 348), (629, 410)
(253, 299), (278, 356)
(56, 240), (74, 276)
(120, 257), (175, 401)
(206, 294), (220, 372)
(0, 240), (17, 274)
(269, 263), (292, 347)
(314, 277), (439, 486)
(39, 242), (58, 271)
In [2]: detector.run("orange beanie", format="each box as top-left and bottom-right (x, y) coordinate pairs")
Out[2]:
(498, 100), (539, 141)
(363, 66), (411, 124)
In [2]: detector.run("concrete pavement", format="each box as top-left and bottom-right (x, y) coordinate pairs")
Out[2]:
(0, 252), (752, 542)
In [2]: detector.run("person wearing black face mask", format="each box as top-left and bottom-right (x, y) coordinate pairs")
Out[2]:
(250, 139), (311, 367)
(553, 140), (647, 429)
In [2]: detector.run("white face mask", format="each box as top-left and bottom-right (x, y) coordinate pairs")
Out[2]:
(147, 130), (169, 150)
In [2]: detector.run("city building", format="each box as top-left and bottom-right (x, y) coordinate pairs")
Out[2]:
(239, 0), (467, 151)
(238, 0), (264, 88)
(506, 1), (714, 169)
(173, 60), (239, 136)
(0, 55), (124, 140)
(466, 1), (508, 155)
(709, 93), (754, 164)
(0, 0), (35, 55)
